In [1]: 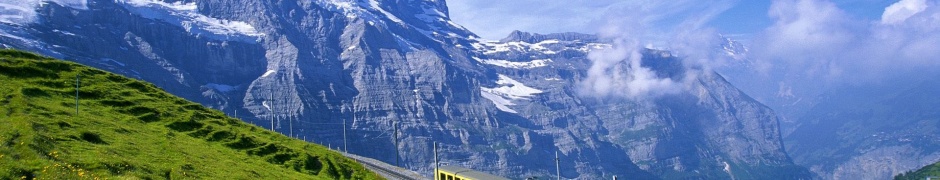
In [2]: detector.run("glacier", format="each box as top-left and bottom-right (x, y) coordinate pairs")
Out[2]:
(480, 74), (543, 113)
(0, 0), (86, 24)
(115, 0), (263, 42)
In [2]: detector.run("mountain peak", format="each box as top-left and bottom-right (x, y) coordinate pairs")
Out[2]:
(499, 30), (599, 43)
(422, 0), (450, 17)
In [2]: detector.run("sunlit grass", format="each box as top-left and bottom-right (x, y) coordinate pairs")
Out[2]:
(0, 49), (381, 179)
(896, 162), (940, 180)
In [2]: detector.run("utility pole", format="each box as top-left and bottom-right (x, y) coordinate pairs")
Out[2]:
(273, 85), (278, 130)
(343, 117), (348, 153)
(394, 121), (400, 166)
(289, 114), (294, 138)
(75, 75), (80, 116)
(269, 85), (274, 131)
(556, 151), (561, 180)
(433, 142), (438, 176)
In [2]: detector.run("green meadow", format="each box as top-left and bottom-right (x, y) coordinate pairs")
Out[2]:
(0, 49), (380, 179)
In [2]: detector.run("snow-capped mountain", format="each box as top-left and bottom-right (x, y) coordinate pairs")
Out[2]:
(1, 0), (811, 178)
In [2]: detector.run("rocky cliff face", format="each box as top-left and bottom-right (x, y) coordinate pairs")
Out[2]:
(0, 0), (809, 178)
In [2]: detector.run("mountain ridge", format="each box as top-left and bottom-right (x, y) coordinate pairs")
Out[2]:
(2, 0), (811, 179)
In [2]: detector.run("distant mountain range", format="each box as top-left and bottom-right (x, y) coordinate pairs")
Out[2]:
(781, 75), (940, 179)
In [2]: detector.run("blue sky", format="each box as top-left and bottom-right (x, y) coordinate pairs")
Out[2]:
(447, 0), (900, 40)
(448, 0), (940, 102)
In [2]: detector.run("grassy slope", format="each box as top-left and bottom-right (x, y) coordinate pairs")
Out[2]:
(896, 162), (940, 180)
(0, 49), (381, 179)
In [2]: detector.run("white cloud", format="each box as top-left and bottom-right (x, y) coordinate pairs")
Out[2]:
(578, 3), (652, 99)
(882, 0), (929, 24)
(715, 0), (940, 113)
(580, 1), (735, 99)
(579, 37), (682, 100)
(751, 0), (940, 84)
(753, 0), (856, 77)
(577, 1), (739, 100)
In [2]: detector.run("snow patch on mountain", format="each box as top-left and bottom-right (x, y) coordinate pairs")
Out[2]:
(475, 38), (612, 55)
(0, 24), (63, 58)
(478, 39), (558, 55)
(414, 4), (460, 31)
(312, 0), (405, 28)
(721, 37), (749, 61)
(366, 0), (402, 24)
(480, 74), (543, 113)
(0, 0), (86, 24)
(115, 0), (263, 42)
(261, 70), (276, 77)
(480, 91), (517, 113)
(474, 57), (552, 69)
(0, 3), (33, 24)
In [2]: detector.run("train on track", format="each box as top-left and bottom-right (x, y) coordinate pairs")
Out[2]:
(435, 165), (510, 180)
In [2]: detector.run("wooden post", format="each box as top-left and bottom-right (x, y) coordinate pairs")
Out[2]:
(75, 75), (79, 116)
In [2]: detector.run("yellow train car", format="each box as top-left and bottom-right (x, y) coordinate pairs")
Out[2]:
(435, 165), (510, 180)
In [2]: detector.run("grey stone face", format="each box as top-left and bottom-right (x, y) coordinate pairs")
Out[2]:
(1, 0), (810, 179)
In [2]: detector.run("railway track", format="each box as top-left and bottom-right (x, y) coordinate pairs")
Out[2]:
(343, 152), (426, 180)
(355, 158), (417, 180)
